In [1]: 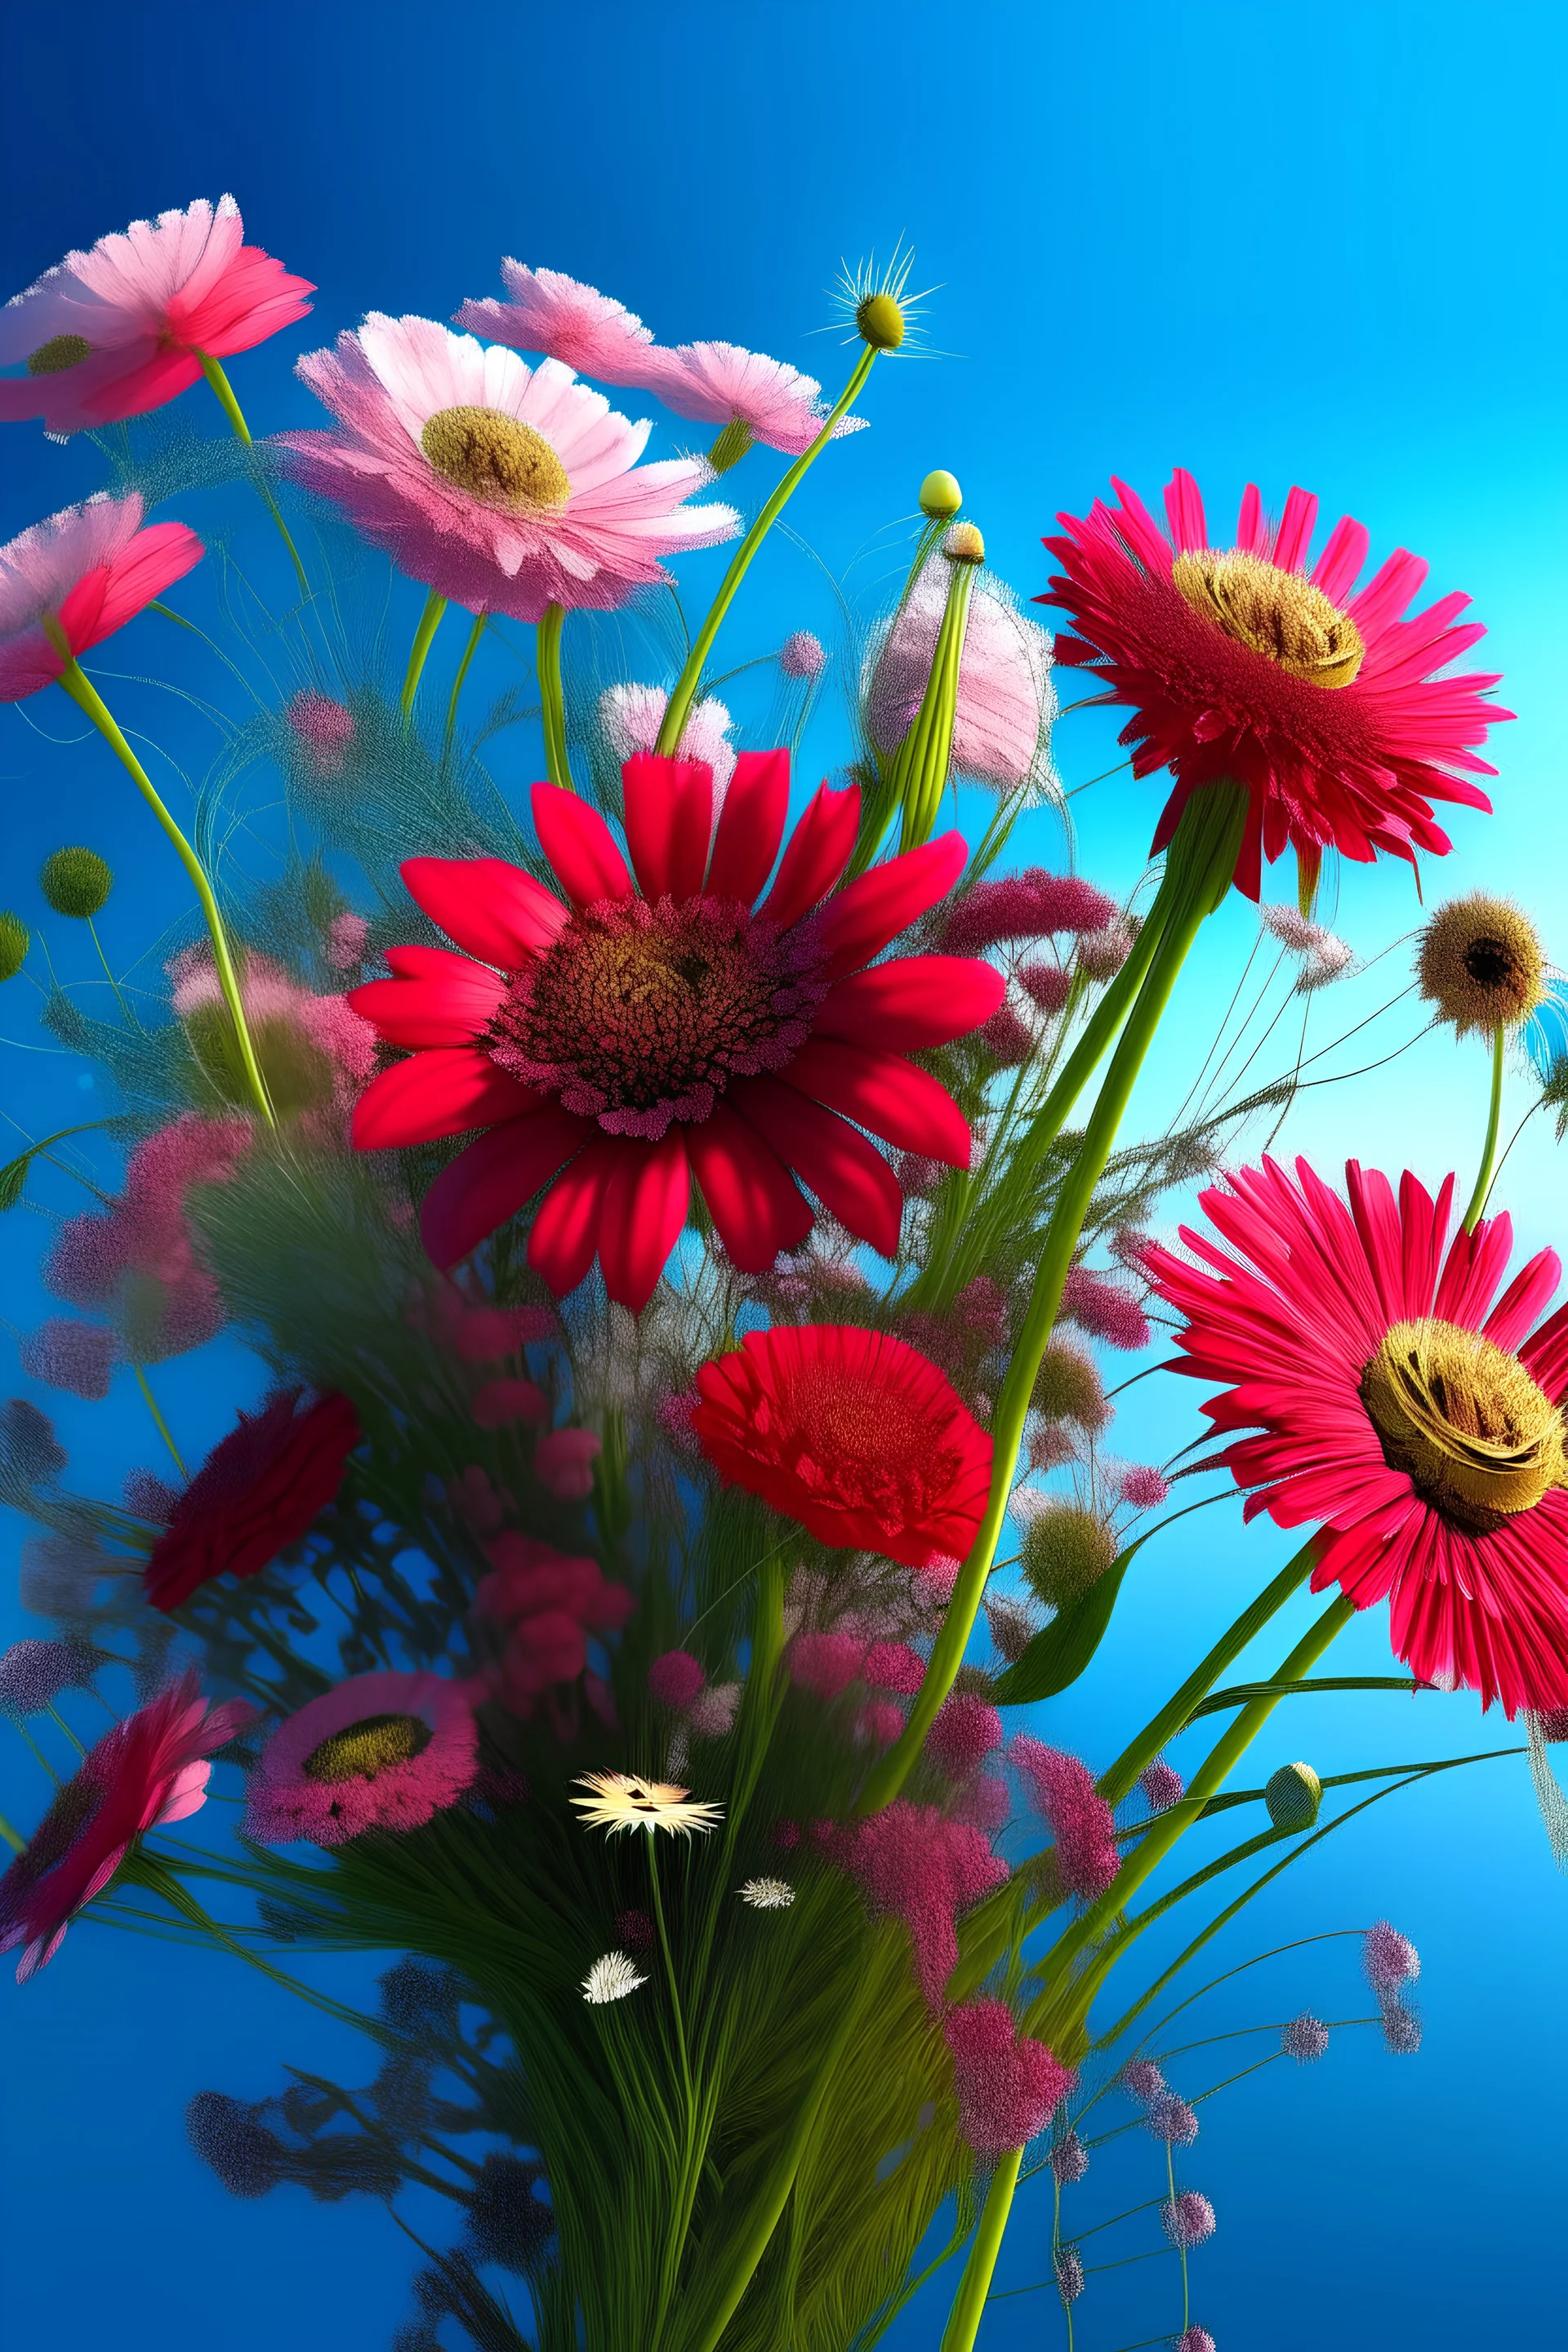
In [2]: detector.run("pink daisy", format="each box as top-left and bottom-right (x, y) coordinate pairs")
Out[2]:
(0, 1671), (256, 1980)
(1143, 1157), (1568, 1712)
(244, 1668), (479, 1846)
(280, 315), (738, 622)
(0, 196), (314, 436)
(1040, 468), (1511, 897)
(454, 261), (657, 381)
(871, 566), (1058, 796)
(348, 750), (1000, 1310)
(0, 493), (202, 702)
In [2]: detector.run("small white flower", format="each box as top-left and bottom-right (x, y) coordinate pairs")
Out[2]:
(582, 1949), (647, 2004)
(738, 1877), (795, 1911)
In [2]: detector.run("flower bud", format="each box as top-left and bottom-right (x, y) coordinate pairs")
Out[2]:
(39, 845), (114, 918)
(0, 911), (28, 981)
(856, 292), (906, 350)
(1265, 1760), (1321, 1832)
(944, 522), (985, 565)
(919, 469), (962, 519)
(1021, 1504), (1116, 1612)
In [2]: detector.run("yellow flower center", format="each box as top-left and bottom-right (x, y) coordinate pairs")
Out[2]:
(27, 335), (92, 376)
(1171, 548), (1365, 688)
(1361, 1316), (1566, 1534)
(302, 1711), (432, 1782)
(419, 406), (571, 510)
(856, 292), (906, 350)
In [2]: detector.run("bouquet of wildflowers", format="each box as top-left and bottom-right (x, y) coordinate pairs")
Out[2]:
(4, 202), (1565, 2352)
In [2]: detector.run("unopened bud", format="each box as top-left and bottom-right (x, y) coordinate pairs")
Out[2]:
(0, 911), (29, 982)
(920, 469), (963, 519)
(856, 292), (906, 350)
(944, 522), (985, 565)
(1265, 1760), (1322, 1832)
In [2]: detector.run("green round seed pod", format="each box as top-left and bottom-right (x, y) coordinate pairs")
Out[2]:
(1020, 1504), (1116, 1613)
(39, 846), (114, 919)
(919, 469), (963, 519)
(1265, 1761), (1322, 1833)
(856, 291), (906, 350)
(0, 911), (29, 981)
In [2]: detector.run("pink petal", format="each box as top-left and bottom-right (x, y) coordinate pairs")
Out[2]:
(621, 751), (713, 902)
(353, 1049), (540, 1147)
(531, 782), (633, 907)
(733, 1078), (903, 1259)
(597, 1130), (690, 1312)
(350, 947), (506, 1046)
(401, 856), (568, 968)
(784, 1037), (971, 1164)
(420, 1106), (591, 1268)
(813, 832), (969, 980)
(706, 750), (791, 905)
(756, 782), (860, 929)
(528, 1138), (622, 1296)
(813, 957), (1005, 1050)
(687, 1102), (812, 1272)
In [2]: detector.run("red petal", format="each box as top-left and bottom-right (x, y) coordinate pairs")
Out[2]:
(401, 857), (568, 968)
(734, 1079), (903, 1258)
(352, 1049), (541, 1147)
(419, 1106), (591, 1269)
(706, 750), (791, 906)
(621, 752), (713, 902)
(813, 957), (1005, 1049)
(531, 782), (633, 907)
(598, 1131), (691, 1312)
(785, 1037), (971, 1163)
(687, 1103), (812, 1272)
(813, 832), (969, 980)
(757, 782), (861, 930)
(528, 1138), (623, 1297)
(60, 523), (204, 654)
(349, 950), (505, 1046)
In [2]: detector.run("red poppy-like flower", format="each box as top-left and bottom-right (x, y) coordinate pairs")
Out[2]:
(1142, 1157), (1568, 1713)
(691, 1323), (994, 1570)
(145, 1389), (361, 1611)
(1038, 469), (1510, 898)
(0, 1671), (256, 1980)
(349, 751), (1000, 1311)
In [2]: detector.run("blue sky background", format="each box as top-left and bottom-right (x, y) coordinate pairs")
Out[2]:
(2, 2), (1566, 2345)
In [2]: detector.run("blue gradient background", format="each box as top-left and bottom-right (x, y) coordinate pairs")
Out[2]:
(2, 3), (1566, 2345)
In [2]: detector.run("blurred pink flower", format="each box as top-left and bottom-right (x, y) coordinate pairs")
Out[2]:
(46, 1114), (247, 1363)
(1012, 1736), (1120, 1900)
(870, 565), (1058, 795)
(326, 911), (369, 969)
(287, 691), (355, 777)
(779, 630), (826, 679)
(535, 1426), (600, 1500)
(1061, 1265), (1149, 1352)
(944, 1998), (1075, 2153)
(856, 1699), (905, 1748)
(841, 1799), (1009, 2008)
(470, 1378), (550, 1429)
(0, 493), (201, 702)
(245, 1669), (477, 1847)
(925, 1690), (1003, 1781)
(648, 1650), (706, 1710)
(1018, 958), (1071, 1014)
(20, 1319), (116, 1401)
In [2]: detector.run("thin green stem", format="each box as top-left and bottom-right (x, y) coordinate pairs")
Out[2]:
(197, 351), (311, 602)
(657, 345), (877, 755)
(45, 1705), (86, 1757)
(400, 588), (448, 721)
(1463, 1022), (1507, 1231)
(443, 608), (487, 751)
(939, 2148), (1022, 2352)
(0, 1807), (24, 1854)
(132, 1362), (187, 1477)
(1168, 2140), (1188, 2333)
(85, 915), (137, 1027)
(537, 601), (570, 787)
(646, 1837), (693, 2111)
(51, 658), (274, 1126)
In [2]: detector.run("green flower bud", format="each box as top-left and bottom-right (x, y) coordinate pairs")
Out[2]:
(856, 291), (906, 350)
(0, 911), (29, 982)
(1020, 1504), (1116, 1613)
(920, 470), (963, 520)
(1265, 1761), (1322, 1833)
(39, 846), (114, 919)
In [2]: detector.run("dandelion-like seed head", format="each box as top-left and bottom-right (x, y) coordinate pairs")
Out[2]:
(39, 847), (113, 919)
(1418, 893), (1545, 1037)
(570, 1769), (723, 1838)
(581, 1949), (646, 2004)
(738, 1876), (795, 1910)
(1281, 2011), (1330, 2063)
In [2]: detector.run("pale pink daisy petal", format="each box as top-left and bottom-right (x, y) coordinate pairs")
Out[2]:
(0, 493), (203, 702)
(870, 563), (1058, 798)
(455, 262), (657, 381)
(638, 341), (866, 457)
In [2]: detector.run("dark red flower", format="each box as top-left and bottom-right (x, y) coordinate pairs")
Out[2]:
(145, 1390), (360, 1611)
(348, 751), (1002, 1311)
(690, 1323), (993, 1570)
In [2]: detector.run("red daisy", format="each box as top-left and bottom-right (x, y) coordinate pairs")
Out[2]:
(1142, 1157), (1568, 1713)
(690, 1323), (994, 1570)
(145, 1389), (361, 1612)
(0, 1670), (256, 1980)
(349, 751), (1001, 1311)
(1038, 469), (1510, 898)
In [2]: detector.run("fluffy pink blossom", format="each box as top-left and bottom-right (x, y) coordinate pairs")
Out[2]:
(287, 691), (356, 777)
(1119, 1463), (1171, 1508)
(944, 1998), (1076, 2153)
(0, 197), (313, 435)
(1111, 1225), (1155, 1271)
(20, 1319), (115, 1400)
(1138, 1757), (1186, 1811)
(1076, 920), (1136, 982)
(1050, 2129), (1089, 2184)
(454, 262), (657, 378)
(1018, 959), (1071, 1015)
(470, 1379), (549, 1429)
(46, 1114), (247, 1362)
(979, 1004), (1034, 1067)
(326, 911), (369, 969)
(956, 1771), (1010, 1830)
(170, 947), (377, 1107)
(1061, 1265), (1150, 1352)
(655, 1388), (702, 1454)
(1364, 1918), (1419, 1993)
(245, 1669), (478, 1846)
(942, 878), (1062, 956)
(283, 315), (739, 622)
(1123, 2060), (1166, 2103)
(840, 1798), (1009, 2007)
(534, 1427), (600, 1500)
(1147, 2090), (1200, 2144)
(863, 1640), (925, 1695)
(1162, 2191), (1216, 2248)
(1027, 1426), (1080, 1474)
(787, 1630), (866, 1699)
(473, 1533), (635, 1716)
(1174, 2332), (1216, 2352)
(648, 1650), (706, 1710)
(925, 1690), (1004, 1781)
(870, 566), (1058, 796)
(0, 492), (202, 702)
(637, 341), (866, 459)
(780, 630), (826, 679)
(687, 1680), (741, 1740)
(599, 683), (736, 800)
(1282, 2011), (1330, 2061)
(856, 1699), (905, 1747)
(447, 1465), (510, 1535)
(1012, 1736), (1120, 1901)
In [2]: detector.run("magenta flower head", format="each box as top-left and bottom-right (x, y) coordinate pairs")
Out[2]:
(1175, 2330), (1218, 2352)
(0, 494), (201, 702)
(286, 690), (356, 777)
(1120, 1463), (1172, 1509)
(787, 1631), (867, 1699)
(282, 316), (739, 623)
(1049, 2127), (1089, 2185)
(534, 1427), (601, 1501)
(244, 1669), (479, 1847)
(1054, 2246), (1085, 2302)
(943, 1997), (1075, 2154)
(1162, 2191), (1217, 2248)
(925, 1690), (1004, 1782)
(1364, 1918), (1419, 1996)
(1281, 2012), (1330, 2062)
(1060, 1265), (1150, 1352)
(1121, 2058), (1166, 2104)
(1138, 1757), (1185, 1811)
(0, 1637), (98, 1722)
(648, 1650), (706, 1711)
(0, 197), (314, 435)
(1147, 2091), (1200, 2145)
(870, 564), (1058, 799)
(1011, 1736), (1120, 1902)
(842, 1799), (1009, 2008)
(780, 630), (826, 680)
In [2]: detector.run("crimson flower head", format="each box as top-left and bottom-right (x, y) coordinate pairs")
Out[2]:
(145, 1389), (361, 1612)
(0, 196), (314, 435)
(1143, 1156), (1568, 1713)
(0, 1671), (256, 1980)
(350, 751), (1001, 1312)
(1040, 469), (1510, 898)
(691, 1323), (993, 1570)
(0, 494), (202, 703)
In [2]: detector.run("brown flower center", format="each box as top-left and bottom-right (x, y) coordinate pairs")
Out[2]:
(302, 1712), (432, 1783)
(1361, 1316), (1566, 1534)
(1418, 895), (1544, 1036)
(419, 406), (571, 510)
(27, 334), (92, 376)
(1171, 548), (1365, 688)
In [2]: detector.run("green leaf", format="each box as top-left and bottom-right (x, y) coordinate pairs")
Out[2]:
(0, 1150), (33, 1211)
(991, 1544), (1137, 1704)
(1187, 1673), (1429, 1722)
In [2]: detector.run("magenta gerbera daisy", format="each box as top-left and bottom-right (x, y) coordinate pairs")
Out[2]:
(280, 314), (738, 621)
(1039, 469), (1511, 898)
(1143, 1156), (1568, 1713)
(349, 751), (1000, 1310)
(244, 1668), (479, 1846)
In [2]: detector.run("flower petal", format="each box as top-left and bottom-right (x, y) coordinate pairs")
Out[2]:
(353, 1048), (541, 1148)
(687, 1102), (812, 1272)
(706, 749), (791, 905)
(420, 1106), (591, 1268)
(784, 1037), (972, 1164)
(598, 1130), (691, 1312)
(813, 832), (969, 981)
(621, 751), (713, 902)
(528, 1138), (623, 1297)
(757, 782), (860, 930)
(350, 947), (506, 1046)
(813, 956), (1005, 1049)
(531, 781), (633, 906)
(401, 856), (568, 967)
(733, 1078), (903, 1259)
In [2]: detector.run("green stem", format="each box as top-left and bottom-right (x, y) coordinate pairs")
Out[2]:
(86, 915), (137, 1028)
(1463, 1022), (1507, 1231)
(939, 2148), (1023, 2352)
(197, 351), (311, 603)
(400, 587), (448, 721)
(646, 1837), (693, 2111)
(443, 608), (487, 751)
(656, 345), (877, 756)
(0, 1807), (24, 1854)
(133, 1362), (187, 1477)
(898, 560), (974, 853)
(53, 657), (274, 1126)
(858, 784), (1249, 1814)
(537, 601), (570, 787)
